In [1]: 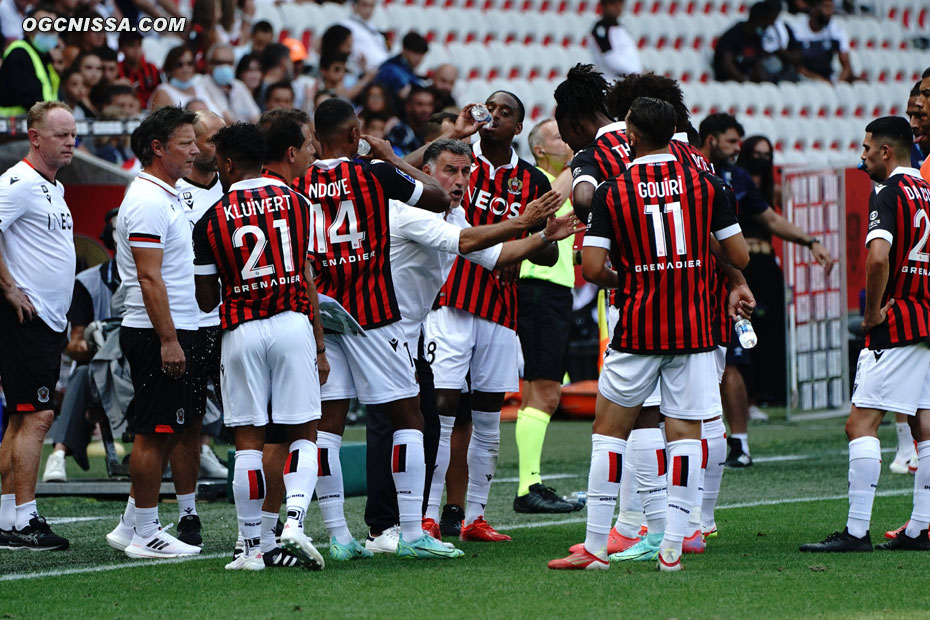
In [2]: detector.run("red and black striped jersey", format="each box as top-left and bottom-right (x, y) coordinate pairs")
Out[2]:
(864, 168), (930, 349)
(570, 121), (632, 195)
(294, 157), (423, 329)
(584, 153), (741, 354)
(192, 177), (313, 330)
(118, 57), (161, 108)
(437, 142), (552, 330)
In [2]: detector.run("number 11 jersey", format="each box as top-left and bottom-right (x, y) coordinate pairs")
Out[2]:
(294, 157), (424, 329)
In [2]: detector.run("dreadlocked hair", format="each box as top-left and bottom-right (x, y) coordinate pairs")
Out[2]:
(606, 72), (691, 133)
(554, 63), (610, 124)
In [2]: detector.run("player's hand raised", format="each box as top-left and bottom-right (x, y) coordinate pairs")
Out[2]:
(359, 135), (395, 161)
(544, 212), (586, 242)
(520, 190), (562, 228)
(727, 283), (756, 321)
(449, 103), (488, 140)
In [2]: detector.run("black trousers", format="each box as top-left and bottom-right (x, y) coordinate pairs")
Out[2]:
(364, 347), (440, 534)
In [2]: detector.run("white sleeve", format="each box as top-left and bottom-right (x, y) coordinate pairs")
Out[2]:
(0, 177), (24, 233)
(392, 203), (461, 255)
(124, 201), (168, 249)
(461, 242), (502, 271)
(602, 26), (643, 76)
(834, 23), (850, 53)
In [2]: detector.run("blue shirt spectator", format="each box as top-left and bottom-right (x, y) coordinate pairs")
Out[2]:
(374, 32), (429, 112)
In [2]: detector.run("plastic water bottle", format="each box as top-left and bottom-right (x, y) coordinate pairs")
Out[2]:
(562, 491), (587, 506)
(470, 104), (492, 123)
(357, 138), (371, 157)
(734, 318), (758, 349)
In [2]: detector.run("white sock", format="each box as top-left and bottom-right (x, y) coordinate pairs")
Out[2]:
(846, 436), (881, 538)
(633, 427), (667, 535)
(687, 443), (706, 537)
(661, 439), (702, 558)
(134, 506), (160, 538)
(316, 431), (351, 544)
(261, 511), (279, 553)
(14, 500), (38, 531)
(896, 422), (916, 456)
(283, 439), (318, 529)
(614, 433), (642, 538)
(465, 410), (500, 526)
(426, 415), (455, 522)
(176, 492), (197, 519)
(906, 440), (930, 538)
(701, 417), (727, 530)
(232, 449), (264, 552)
(584, 434), (626, 560)
(0, 494), (15, 530)
(732, 432), (750, 455)
(392, 429), (426, 542)
(122, 496), (136, 528)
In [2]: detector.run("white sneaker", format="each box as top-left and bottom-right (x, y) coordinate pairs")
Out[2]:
(225, 551), (265, 571)
(748, 406), (769, 422)
(200, 445), (229, 479)
(42, 450), (67, 483)
(106, 517), (135, 551)
(124, 528), (202, 559)
(890, 451), (918, 475)
(365, 524), (400, 553)
(279, 522), (324, 570)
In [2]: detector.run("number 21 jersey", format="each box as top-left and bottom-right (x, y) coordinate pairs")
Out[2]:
(294, 157), (424, 329)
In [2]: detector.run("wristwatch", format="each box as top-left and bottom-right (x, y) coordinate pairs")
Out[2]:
(806, 237), (821, 248)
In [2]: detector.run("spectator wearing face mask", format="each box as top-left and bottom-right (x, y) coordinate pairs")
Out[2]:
(789, 0), (854, 83)
(197, 42), (261, 122)
(149, 45), (213, 110)
(0, 4), (62, 117)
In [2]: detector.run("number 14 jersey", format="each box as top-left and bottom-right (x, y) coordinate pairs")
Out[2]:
(294, 157), (424, 329)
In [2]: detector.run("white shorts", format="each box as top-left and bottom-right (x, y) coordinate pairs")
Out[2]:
(852, 343), (930, 415)
(715, 345), (726, 383)
(321, 320), (418, 405)
(423, 306), (520, 393)
(221, 311), (321, 427)
(609, 306), (660, 408)
(598, 348), (721, 420)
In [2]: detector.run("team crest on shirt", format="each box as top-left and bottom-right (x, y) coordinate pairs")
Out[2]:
(176, 408), (185, 425)
(182, 191), (194, 209)
(37, 386), (50, 403)
(507, 178), (523, 195)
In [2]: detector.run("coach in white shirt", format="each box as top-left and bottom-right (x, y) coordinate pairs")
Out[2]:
(363, 138), (582, 548)
(0, 102), (76, 552)
(108, 106), (203, 560)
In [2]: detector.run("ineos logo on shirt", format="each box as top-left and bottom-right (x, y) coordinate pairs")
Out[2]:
(47, 212), (73, 231)
(470, 187), (521, 219)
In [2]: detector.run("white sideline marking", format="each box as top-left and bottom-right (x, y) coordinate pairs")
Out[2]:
(0, 552), (227, 582)
(496, 473), (575, 483)
(493, 488), (912, 532)
(46, 516), (112, 525)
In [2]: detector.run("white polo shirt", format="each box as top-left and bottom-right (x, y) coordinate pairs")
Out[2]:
(389, 200), (501, 346)
(0, 159), (75, 332)
(177, 173), (224, 327)
(116, 171), (198, 331)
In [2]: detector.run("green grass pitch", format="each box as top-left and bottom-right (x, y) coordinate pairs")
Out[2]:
(3, 413), (930, 619)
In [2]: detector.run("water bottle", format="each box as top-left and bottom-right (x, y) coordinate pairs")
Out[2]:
(562, 491), (587, 507)
(734, 318), (758, 349)
(470, 104), (492, 123)
(357, 138), (371, 157)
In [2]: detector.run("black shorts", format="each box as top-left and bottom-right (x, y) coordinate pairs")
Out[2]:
(517, 279), (573, 382)
(191, 325), (221, 418)
(121, 326), (198, 435)
(0, 301), (65, 414)
(726, 337), (751, 366)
